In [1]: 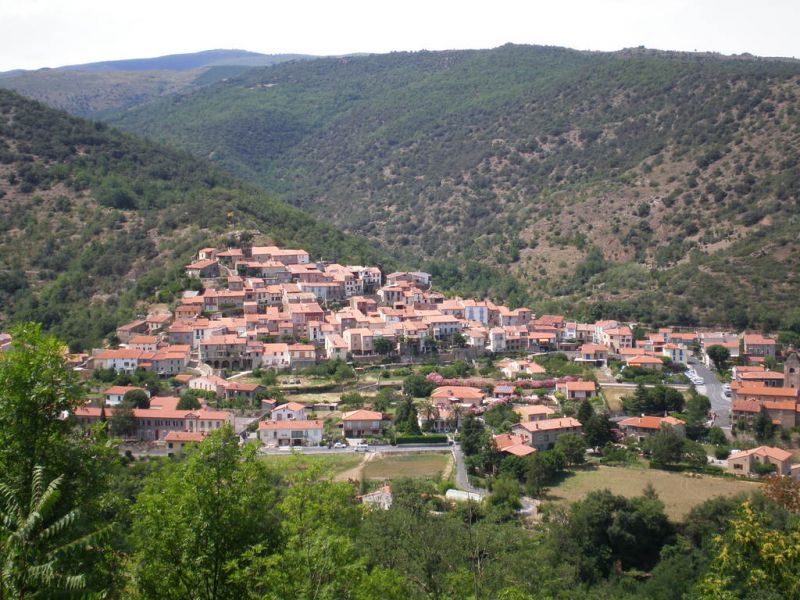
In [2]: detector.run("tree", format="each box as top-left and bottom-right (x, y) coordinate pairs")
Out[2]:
(0, 323), (84, 503)
(339, 392), (365, 409)
(754, 411), (774, 443)
(177, 391), (202, 410)
(110, 403), (137, 437)
(394, 397), (421, 435)
(645, 426), (685, 467)
(131, 428), (280, 600)
(373, 337), (394, 355)
(487, 475), (521, 520)
(706, 345), (731, 371)
(584, 414), (615, 449)
(460, 414), (486, 457)
(0, 466), (104, 598)
(707, 426), (727, 446)
(762, 475), (800, 513)
(403, 374), (435, 398)
(576, 399), (594, 425)
(554, 489), (674, 581)
(682, 439), (709, 468)
(483, 403), (520, 432)
(122, 388), (150, 409)
(554, 434), (587, 467)
(696, 502), (800, 598)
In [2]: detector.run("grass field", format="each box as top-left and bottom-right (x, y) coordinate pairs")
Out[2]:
(282, 392), (342, 404)
(545, 465), (761, 519)
(260, 452), (362, 478)
(601, 386), (628, 414)
(362, 452), (452, 481)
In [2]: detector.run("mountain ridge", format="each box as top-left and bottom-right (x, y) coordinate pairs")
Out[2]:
(102, 43), (800, 329)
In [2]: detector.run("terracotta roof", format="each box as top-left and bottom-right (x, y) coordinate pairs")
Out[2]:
(164, 431), (207, 442)
(729, 445), (791, 462)
(515, 417), (582, 432)
(732, 400), (762, 413)
(273, 402), (306, 412)
(104, 385), (146, 396)
(619, 415), (685, 430)
(431, 386), (484, 400)
(503, 444), (537, 457)
(736, 386), (798, 399)
(259, 419), (323, 430)
(514, 405), (555, 417)
(342, 409), (383, 421)
(563, 381), (597, 392)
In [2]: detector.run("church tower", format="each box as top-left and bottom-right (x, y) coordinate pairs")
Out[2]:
(785, 352), (800, 389)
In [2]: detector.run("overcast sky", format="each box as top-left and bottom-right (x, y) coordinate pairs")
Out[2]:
(1, 0), (799, 71)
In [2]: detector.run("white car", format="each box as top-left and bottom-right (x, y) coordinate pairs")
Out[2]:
(333, 442), (347, 449)
(355, 443), (369, 452)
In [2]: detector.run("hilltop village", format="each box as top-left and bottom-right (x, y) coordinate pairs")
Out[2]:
(1, 241), (779, 484)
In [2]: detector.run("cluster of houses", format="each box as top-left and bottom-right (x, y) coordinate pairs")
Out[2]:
(256, 401), (386, 447)
(730, 353), (800, 429)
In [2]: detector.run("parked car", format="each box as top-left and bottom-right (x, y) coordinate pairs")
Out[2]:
(355, 443), (369, 452)
(333, 442), (347, 449)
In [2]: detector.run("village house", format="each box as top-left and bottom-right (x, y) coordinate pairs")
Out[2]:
(104, 385), (149, 407)
(575, 344), (610, 366)
(661, 343), (687, 365)
(511, 417), (583, 451)
(115, 320), (149, 343)
(618, 416), (686, 442)
(271, 401), (307, 422)
(342, 409), (385, 438)
(493, 433), (537, 457)
(625, 354), (664, 370)
(258, 419), (323, 447)
(165, 431), (207, 455)
(431, 386), (485, 407)
(556, 380), (597, 400)
(727, 446), (793, 477)
(514, 404), (556, 422)
(185, 258), (220, 279)
(742, 333), (777, 359)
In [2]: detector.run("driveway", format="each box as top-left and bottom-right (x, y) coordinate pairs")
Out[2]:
(451, 443), (486, 496)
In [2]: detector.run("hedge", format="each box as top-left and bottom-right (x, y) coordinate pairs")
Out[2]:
(396, 434), (449, 444)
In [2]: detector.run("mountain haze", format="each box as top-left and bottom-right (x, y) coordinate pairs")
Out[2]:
(0, 49), (313, 117)
(107, 44), (800, 329)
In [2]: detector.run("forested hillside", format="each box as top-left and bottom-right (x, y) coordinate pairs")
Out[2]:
(109, 44), (800, 329)
(0, 89), (386, 349)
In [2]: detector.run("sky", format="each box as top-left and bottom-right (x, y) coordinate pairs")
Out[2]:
(1, 0), (799, 71)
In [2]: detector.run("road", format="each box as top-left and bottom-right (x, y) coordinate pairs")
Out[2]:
(451, 443), (486, 496)
(692, 360), (730, 429)
(257, 443), (452, 456)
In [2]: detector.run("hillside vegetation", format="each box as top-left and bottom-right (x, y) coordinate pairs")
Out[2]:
(0, 89), (386, 350)
(0, 50), (311, 117)
(108, 44), (800, 329)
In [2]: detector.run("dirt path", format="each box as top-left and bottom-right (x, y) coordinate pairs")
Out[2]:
(333, 451), (381, 483)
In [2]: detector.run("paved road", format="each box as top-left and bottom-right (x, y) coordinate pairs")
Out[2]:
(257, 443), (452, 456)
(451, 443), (486, 496)
(692, 360), (730, 429)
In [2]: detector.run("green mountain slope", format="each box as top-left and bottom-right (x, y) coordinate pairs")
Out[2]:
(107, 44), (800, 328)
(0, 89), (387, 350)
(0, 50), (313, 117)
